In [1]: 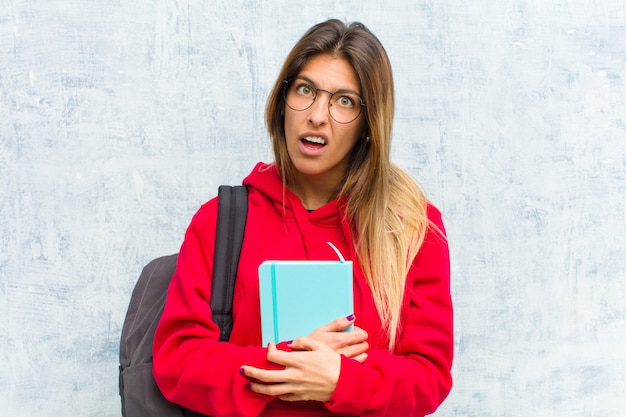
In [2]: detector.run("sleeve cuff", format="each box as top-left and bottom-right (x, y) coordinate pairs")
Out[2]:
(325, 355), (376, 414)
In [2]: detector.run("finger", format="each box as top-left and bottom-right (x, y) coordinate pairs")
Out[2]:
(340, 327), (368, 344)
(266, 342), (322, 368)
(336, 341), (369, 359)
(241, 348), (290, 384)
(352, 352), (368, 363)
(286, 336), (326, 353)
(278, 392), (309, 402)
(278, 393), (298, 402)
(312, 314), (355, 333)
(249, 381), (292, 397)
(352, 326), (369, 340)
(317, 327), (368, 350)
(241, 365), (290, 384)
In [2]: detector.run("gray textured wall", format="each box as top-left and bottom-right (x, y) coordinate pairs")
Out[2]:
(1, 1), (625, 416)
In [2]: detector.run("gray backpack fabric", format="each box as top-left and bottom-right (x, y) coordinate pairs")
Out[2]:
(119, 185), (248, 417)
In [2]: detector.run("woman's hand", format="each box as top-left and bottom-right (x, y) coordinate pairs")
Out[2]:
(240, 316), (369, 402)
(308, 315), (369, 363)
(241, 338), (341, 402)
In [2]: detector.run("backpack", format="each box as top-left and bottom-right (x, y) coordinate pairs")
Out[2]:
(119, 185), (248, 417)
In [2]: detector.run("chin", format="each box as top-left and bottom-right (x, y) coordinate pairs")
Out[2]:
(293, 166), (324, 177)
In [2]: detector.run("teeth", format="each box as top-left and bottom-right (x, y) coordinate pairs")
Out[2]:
(303, 136), (326, 145)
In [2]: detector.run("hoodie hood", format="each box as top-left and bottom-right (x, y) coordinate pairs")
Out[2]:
(241, 162), (357, 264)
(242, 162), (346, 229)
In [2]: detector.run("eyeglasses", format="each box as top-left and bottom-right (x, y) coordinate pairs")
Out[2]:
(283, 78), (365, 124)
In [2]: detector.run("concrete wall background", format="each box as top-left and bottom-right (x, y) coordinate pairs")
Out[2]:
(1, 1), (624, 416)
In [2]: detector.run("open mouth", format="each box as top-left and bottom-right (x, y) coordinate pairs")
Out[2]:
(301, 136), (327, 147)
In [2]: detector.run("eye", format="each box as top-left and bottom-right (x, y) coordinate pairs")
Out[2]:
(336, 95), (355, 108)
(296, 83), (315, 97)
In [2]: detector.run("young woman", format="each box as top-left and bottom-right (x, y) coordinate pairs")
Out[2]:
(153, 19), (453, 417)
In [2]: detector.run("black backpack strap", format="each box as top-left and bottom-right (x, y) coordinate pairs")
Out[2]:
(210, 185), (248, 342)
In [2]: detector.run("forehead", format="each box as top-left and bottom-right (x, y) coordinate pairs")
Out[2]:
(297, 54), (360, 93)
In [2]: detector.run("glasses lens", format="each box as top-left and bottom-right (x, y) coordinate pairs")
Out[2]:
(284, 79), (364, 124)
(328, 92), (363, 124)
(285, 80), (315, 111)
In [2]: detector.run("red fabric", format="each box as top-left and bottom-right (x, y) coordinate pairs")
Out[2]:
(153, 162), (453, 417)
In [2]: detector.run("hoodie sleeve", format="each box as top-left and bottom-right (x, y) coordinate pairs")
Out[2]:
(152, 200), (280, 417)
(325, 205), (453, 417)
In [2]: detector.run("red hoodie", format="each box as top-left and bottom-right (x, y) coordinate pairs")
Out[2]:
(153, 162), (453, 417)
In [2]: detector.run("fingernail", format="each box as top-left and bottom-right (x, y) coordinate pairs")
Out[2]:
(284, 340), (293, 345)
(346, 313), (355, 321)
(246, 383), (252, 391)
(239, 367), (245, 376)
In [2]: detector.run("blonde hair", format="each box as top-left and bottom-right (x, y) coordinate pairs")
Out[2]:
(266, 19), (429, 350)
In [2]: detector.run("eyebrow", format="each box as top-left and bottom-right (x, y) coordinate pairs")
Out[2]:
(295, 75), (362, 96)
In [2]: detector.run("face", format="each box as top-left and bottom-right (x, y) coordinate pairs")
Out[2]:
(283, 54), (365, 189)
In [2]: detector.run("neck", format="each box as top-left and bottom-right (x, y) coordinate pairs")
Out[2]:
(288, 172), (339, 210)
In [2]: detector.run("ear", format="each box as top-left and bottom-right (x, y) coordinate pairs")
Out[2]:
(360, 121), (370, 140)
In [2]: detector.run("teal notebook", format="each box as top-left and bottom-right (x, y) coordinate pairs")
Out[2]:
(258, 243), (354, 345)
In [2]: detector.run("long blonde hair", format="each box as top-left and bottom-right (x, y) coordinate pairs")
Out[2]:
(266, 19), (429, 350)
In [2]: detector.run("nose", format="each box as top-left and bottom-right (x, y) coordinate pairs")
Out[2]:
(307, 92), (331, 126)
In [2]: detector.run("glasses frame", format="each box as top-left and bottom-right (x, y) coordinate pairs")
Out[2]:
(282, 78), (366, 124)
